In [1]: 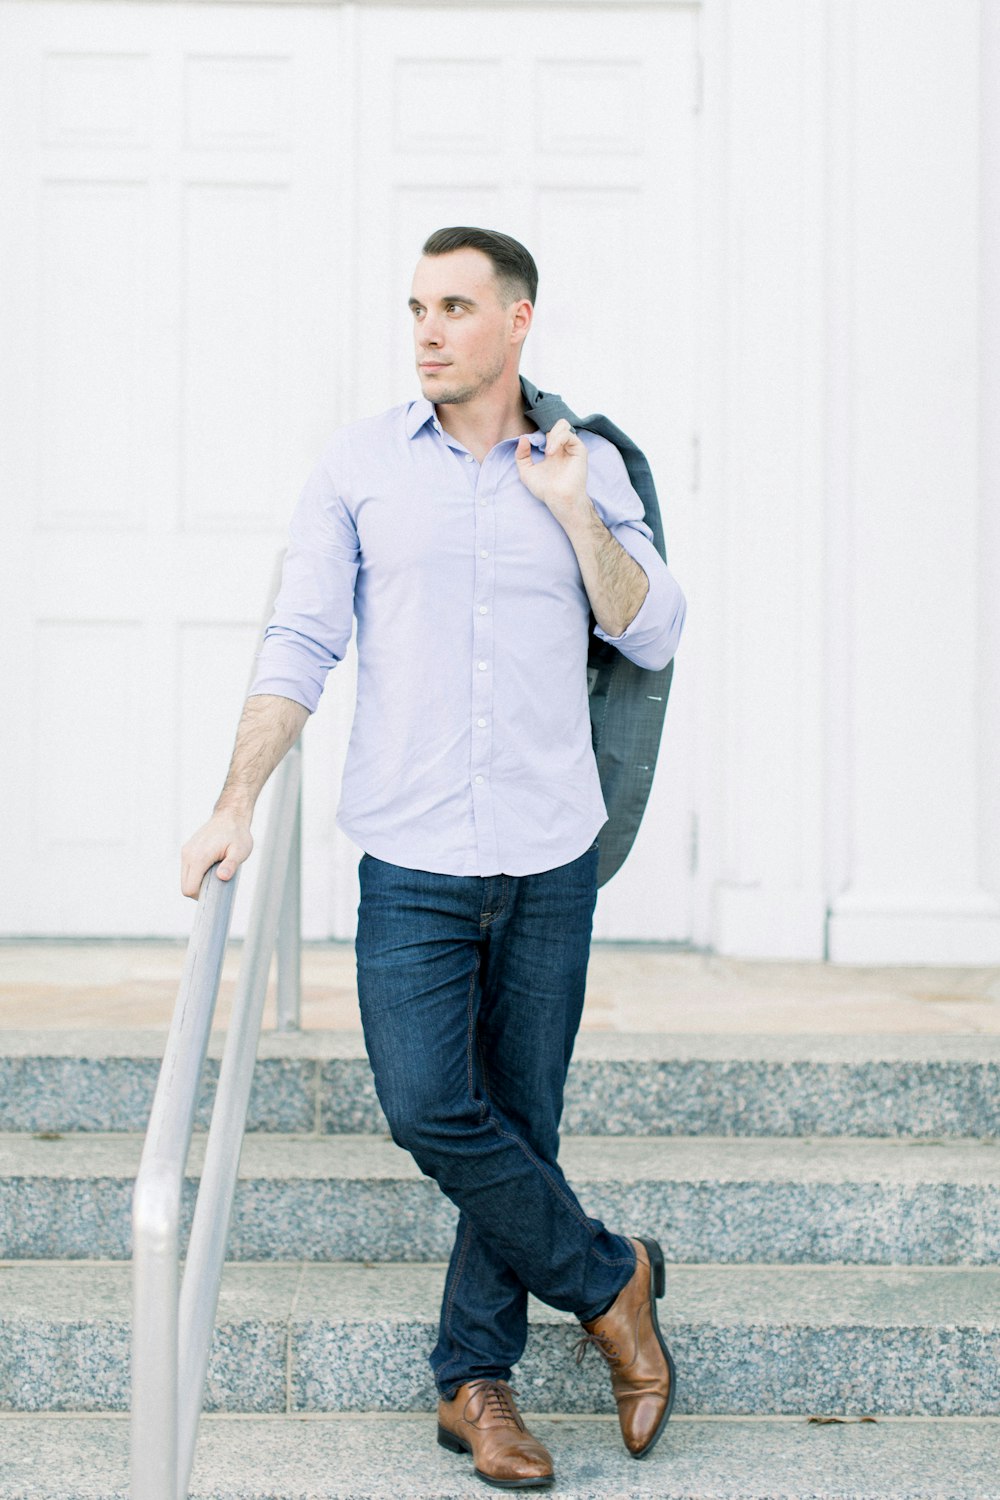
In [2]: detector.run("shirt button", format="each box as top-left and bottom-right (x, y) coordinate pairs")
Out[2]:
(479, 498), (487, 506)
(480, 549), (489, 558)
(477, 718), (487, 727)
(474, 774), (484, 785)
(478, 660), (487, 671)
(478, 605), (488, 615)
(464, 454), (474, 463)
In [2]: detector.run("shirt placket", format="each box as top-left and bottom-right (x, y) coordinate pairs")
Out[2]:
(469, 450), (499, 872)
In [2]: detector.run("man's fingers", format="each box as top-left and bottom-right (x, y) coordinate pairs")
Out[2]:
(544, 420), (579, 458)
(514, 437), (538, 476)
(518, 420), (578, 471)
(180, 846), (226, 898)
(181, 856), (227, 898)
(180, 816), (252, 899)
(181, 849), (213, 894)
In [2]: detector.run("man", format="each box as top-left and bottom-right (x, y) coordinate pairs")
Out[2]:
(182, 227), (686, 1490)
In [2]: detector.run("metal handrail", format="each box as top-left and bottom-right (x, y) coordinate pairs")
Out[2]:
(131, 551), (302, 1499)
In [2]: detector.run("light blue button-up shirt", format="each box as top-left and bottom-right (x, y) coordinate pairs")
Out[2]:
(248, 397), (686, 876)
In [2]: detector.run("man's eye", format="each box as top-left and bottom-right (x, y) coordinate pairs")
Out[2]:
(447, 303), (463, 314)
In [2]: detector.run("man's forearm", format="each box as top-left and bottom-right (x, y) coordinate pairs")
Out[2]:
(214, 693), (310, 819)
(560, 494), (649, 638)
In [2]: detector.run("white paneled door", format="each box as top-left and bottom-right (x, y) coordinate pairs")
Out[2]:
(349, 5), (701, 941)
(0, 2), (700, 940)
(0, 1), (350, 937)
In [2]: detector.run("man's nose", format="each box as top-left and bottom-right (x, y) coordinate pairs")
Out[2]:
(418, 315), (443, 347)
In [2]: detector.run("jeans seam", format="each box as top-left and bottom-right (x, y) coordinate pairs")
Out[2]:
(486, 1111), (596, 1236)
(476, 1026), (495, 1111)
(488, 1113), (633, 1274)
(466, 946), (487, 1123)
(434, 1214), (475, 1390)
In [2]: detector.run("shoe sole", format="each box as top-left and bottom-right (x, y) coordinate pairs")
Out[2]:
(628, 1235), (678, 1461)
(437, 1424), (555, 1490)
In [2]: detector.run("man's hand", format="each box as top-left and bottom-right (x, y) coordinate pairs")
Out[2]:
(180, 811), (254, 899)
(514, 418), (591, 523)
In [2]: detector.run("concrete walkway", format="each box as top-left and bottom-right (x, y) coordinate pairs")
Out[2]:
(0, 940), (997, 1033)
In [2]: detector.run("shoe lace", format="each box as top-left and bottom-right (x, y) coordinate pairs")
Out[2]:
(464, 1378), (526, 1430)
(572, 1327), (621, 1367)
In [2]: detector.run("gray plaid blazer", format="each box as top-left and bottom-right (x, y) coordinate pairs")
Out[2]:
(520, 376), (675, 888)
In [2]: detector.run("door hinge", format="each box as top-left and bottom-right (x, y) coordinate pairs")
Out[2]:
(689, 812), (699, 874)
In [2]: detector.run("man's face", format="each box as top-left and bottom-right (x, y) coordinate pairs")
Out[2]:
(408, 248), (530, 405)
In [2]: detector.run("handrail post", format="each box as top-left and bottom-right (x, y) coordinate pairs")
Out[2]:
(174, 748), (302, 1493)
(275, 740), (302, 1032)
(130, 863), (239, 1500)
(130, 1168), (179, 1500)
(131, 545), (303, 1495)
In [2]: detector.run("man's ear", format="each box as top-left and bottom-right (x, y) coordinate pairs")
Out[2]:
(511, 299), (533, 346)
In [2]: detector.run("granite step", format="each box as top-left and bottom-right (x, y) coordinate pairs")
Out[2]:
(2, 1260), (998, 1417)
(1, 1132), (997, 1264)
(1, 1412), (998, 1499)
(2, 1030), (998, 1137)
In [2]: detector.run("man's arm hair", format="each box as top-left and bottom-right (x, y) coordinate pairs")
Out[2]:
(566, 501), (650, 640)
(215, 693), (310, 818)
(180, 693), (309, 898)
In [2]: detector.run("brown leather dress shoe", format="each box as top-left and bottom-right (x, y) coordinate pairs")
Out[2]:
(437, 1378), (554, 1489)
(574, 1235), (676, 1459)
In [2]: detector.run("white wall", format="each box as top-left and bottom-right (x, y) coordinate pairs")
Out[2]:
(823, 0), (995, 962)
(690, 0), (997, 962)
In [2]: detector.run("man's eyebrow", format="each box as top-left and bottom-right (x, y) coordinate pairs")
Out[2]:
(407, 295), (478, 308)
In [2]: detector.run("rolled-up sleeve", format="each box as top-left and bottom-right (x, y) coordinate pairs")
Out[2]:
(584, 434), (686, 671)
(247, 452), (360, 713)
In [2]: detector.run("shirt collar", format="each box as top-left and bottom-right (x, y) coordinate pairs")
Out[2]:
(404, 397), (546, 448)
(404, 397), (438, 438)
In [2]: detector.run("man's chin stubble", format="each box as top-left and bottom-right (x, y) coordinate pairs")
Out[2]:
(424, 380), (477, 405)
(420, 359), (506, 407)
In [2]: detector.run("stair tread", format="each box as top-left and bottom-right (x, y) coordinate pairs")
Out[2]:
(1, 1413), (998, 1498)
(2, 1259), (999, 1328)
(1, 1131), (996, 1183)
(3, 1028), (1000, 1061)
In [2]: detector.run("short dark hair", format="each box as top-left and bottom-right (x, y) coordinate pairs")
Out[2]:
(421, 226), (538, 305)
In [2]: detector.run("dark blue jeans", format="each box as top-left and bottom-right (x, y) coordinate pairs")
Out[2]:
(354, 844), (637, 1400)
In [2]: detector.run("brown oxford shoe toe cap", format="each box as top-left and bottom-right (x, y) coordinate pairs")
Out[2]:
(437, 1379), (554, 1489)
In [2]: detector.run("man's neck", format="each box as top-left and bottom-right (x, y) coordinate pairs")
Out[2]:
(434, 380), (537, 463)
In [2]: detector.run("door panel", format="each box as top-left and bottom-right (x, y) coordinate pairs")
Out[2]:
(0, 1), (348, 934)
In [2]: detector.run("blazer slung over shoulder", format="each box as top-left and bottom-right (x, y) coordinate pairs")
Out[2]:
(519, 375), (678, 889)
